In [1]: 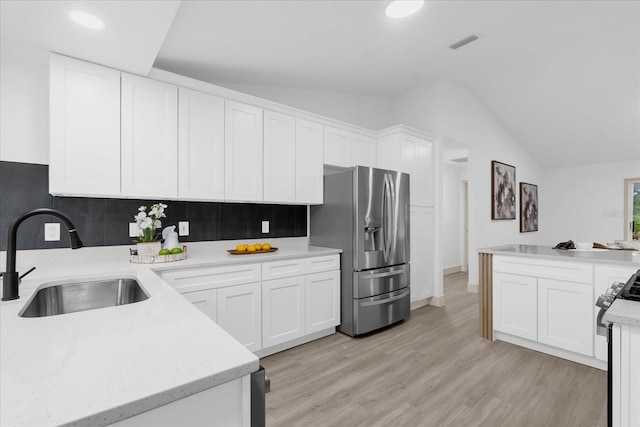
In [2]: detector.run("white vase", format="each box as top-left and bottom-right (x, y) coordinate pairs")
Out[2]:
(136, 241), (162, 256)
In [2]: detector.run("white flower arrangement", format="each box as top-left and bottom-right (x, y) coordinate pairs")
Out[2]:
(134, 203), (167, 243)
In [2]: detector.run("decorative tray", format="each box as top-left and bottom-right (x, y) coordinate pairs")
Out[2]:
(227, 247), (278, 255)
(130, 246), (188, 264)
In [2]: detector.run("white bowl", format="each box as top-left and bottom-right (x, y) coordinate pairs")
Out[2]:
(575, 242), (592, 250)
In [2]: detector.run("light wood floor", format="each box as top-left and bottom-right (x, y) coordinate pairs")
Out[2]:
(261, 272), (607, 427)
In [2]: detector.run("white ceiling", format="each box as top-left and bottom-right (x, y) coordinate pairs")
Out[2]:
(2, 0), (638, 169)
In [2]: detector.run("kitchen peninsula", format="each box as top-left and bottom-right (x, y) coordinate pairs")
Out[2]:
(0, 238), (340, 427)
(478, 245), (640, 369)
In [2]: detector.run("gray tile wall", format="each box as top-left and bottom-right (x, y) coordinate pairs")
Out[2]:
(0, 161), (307, 251)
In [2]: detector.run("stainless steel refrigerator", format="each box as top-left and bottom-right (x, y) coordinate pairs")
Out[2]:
(310, 166), (410, 336)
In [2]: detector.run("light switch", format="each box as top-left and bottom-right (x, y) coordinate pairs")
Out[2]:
(262, 221), (269, 234)
(129, 223), (139, 238)
(179, 221), (189, 236)
(44, 223), (60, 241)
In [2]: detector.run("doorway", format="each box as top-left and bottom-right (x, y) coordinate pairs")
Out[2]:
(624, 178), (640, 240)
(461, 180), (468, 271)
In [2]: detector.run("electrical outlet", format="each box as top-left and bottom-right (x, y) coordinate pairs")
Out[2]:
(129, 223), (139, 238)
(262, 221), (269, 234)
(44, 223), (60, 241)
(178, 221), (189, 236)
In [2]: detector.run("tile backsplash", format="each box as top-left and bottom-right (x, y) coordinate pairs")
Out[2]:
(0, 161), (307, 251)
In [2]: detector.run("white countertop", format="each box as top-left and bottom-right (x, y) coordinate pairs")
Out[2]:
(479, 244), (640, 267)
(604, 299), (640, 328)
(0, 238), (341, 427)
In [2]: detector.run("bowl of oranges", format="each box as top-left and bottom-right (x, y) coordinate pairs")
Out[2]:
(228, 242), (276, 255)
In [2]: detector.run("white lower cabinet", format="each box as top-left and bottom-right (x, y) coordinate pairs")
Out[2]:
(612, 323), (640, 427)
(493, 272), (537, 341)
(217, 283), (262, 352)
(162, 254), (340, 356)
(305, 271), (340, 334)
(181, 288), (218, 321)
(537, 278), (593, 356)
(262, 276), (305, 348)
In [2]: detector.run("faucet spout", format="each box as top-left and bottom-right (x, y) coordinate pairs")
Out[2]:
(2, 208), (83, 301)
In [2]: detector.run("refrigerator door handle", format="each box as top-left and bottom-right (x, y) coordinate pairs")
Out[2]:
(360, 288), (410, 307)
(382, 174), (392, 262)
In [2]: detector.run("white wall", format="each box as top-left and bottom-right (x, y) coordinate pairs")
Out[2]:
(391, 80), (544, 286)
(218, 82), (394, 131)
(442, 162), (468, 270)
(538, 160), (640, 245)
(0, 41), (49, 164)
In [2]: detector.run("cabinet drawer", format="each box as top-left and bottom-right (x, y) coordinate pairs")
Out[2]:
(262, 259), (306, 280)
(305, 255), (340, 274)
(493, 255), (593, 284)
(161, 263), (261, 292)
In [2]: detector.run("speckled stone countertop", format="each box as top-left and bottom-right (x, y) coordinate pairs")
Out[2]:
(604, 299), (640, 328)
(0, 238), (341, 427)
(479, 244), (640, 267)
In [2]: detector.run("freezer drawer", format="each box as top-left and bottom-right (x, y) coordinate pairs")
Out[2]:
(354, 264), (410, 299)
(353, 287), (410, 335)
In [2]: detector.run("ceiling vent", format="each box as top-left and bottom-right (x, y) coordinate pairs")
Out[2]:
(449, 34), (479, 50)
(450, 157), (468, 163)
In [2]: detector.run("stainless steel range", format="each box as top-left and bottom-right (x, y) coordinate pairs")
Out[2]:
(595, 268), (640, 427)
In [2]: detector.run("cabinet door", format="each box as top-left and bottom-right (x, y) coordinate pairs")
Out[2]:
(49, 54), (121, 197)
(296, 119), (324, 204)
(593, 265), (639, 361)
(538, 278), (593, 356)
(409, 207), (434, 302)
(349, 133), (377, 167)
(262, 277), (305, 348)
(305, 271), (340, 334)
(493, 272), (537, 340)
(181, 288), (217, 322)
(225, 101), (263, 202)
(178, 88), (225, 201)
(217, 282), (262, 352)
(121, 73), (178, 199)
(324, 126), (349, 167)
(263, 110), (296, 203)
(413, 138), (434, 207)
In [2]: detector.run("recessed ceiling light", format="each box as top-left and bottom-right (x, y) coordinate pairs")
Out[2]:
(385, 0), (425, 19)
(69, 10), (104, 30)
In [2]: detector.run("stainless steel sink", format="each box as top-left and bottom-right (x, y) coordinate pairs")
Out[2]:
(19, 277), (149, 318)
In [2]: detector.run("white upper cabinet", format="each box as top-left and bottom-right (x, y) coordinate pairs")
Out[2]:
(377, 130), (434, 207)
(264, 110), (296, 203)
(324, 126), (376, 168)
(178, 88), (225, 201)
(121, 73), (178, 199)
(49, 54), (121, 197)
(348, 133), (377, 167)
(295, 119), (324, 204)
(225, 101), (264, 202)
(324, 126), (349, 167)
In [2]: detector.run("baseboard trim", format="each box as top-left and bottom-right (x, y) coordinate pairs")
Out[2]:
(467, 283), (479, 293)
(443, 265), (462, 276)
(430, 295), (446, 307)
(255, 328), (335, 358)
(410, 298), (431, 310)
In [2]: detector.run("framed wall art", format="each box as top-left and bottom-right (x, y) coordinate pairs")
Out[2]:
(520, 182), (538, 232)
(491, 160), (516, 220)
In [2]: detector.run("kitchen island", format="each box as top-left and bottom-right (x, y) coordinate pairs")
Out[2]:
(0, 238), (340, 427)
(478, 244), (639, 369)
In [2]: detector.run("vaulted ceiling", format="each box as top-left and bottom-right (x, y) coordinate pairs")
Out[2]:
(2, 0), (638, 169)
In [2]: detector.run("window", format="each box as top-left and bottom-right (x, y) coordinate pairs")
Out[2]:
(625, 178), (640, 240)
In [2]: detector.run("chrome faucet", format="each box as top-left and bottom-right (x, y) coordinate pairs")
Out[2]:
(2, 208), (83, 301)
